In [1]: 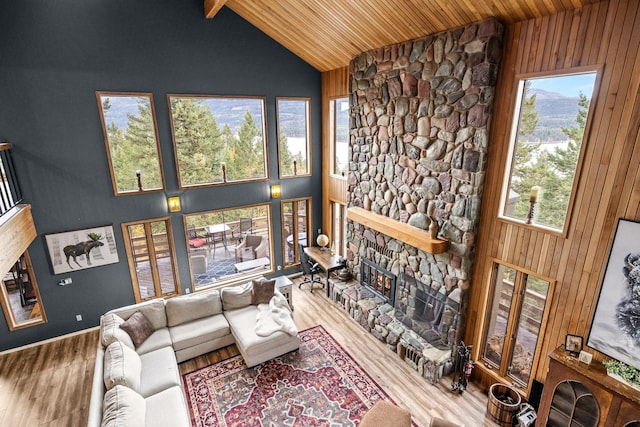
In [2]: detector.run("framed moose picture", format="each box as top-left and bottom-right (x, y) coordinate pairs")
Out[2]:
(45, 225), (119, 274)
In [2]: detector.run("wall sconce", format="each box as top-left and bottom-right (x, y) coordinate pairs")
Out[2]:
(270, 184), (281, 199)
(167, 196), (181, 212)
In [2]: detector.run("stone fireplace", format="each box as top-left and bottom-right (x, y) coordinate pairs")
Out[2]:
(341, 18), (503, 382)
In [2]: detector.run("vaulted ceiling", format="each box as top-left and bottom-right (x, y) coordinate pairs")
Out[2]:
(205, 0), (601, 72)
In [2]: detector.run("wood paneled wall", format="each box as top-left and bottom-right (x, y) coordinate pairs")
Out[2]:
(321, 67), (349, 236)
(468, 0), (640, 391)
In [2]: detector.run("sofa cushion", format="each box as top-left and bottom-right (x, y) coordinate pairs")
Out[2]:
(139, 346), (181, 398)
(100, 313), (135, 350)
(103, 341), (141, 392)
(169, 313), (230, 351)
(120, 311), (155, 348)
(225, 305), (299, 365)
(165, 290), (222, 327)
(108, 298), (167, 330)
(102, 385), (145, 427)
(252, 279), (275, 305)
(145, 386), (191, 427)
(135, 328), (173, 356)
(221, 282), (253, 310)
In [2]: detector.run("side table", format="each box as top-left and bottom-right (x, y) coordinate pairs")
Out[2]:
(274, 276), (293, 311)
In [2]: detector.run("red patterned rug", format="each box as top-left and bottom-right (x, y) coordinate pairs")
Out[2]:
(182, 325), (404, 427)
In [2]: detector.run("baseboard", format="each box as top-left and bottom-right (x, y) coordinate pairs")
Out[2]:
(0, 326), (99, 355)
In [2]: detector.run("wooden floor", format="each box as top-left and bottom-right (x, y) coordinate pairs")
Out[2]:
(0, 276), (498, 427)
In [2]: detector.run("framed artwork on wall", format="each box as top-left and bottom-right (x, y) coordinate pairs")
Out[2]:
(45, 225), (119, 274)
(587, 218), (640, 370)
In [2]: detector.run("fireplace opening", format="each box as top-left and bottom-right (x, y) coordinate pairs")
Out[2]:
(360, 258), (396, 306)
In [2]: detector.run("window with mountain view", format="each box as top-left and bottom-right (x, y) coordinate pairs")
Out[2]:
(500, 68), (599, 234)
(97, 92), (165, 196)
(277, 98), (310, 177)
(331, 97), (349, 177)
(168, 95), (267, 188)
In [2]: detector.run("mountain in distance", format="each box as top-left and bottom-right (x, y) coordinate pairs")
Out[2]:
(526, 88), (582, 143)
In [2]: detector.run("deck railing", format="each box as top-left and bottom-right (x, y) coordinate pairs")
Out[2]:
(0, 143), (23, 218)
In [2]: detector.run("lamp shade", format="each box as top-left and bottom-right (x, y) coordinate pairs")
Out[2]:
(270, 184), (281, 198)
(317, 234), (329, 248)
(167, 196), (181, 212)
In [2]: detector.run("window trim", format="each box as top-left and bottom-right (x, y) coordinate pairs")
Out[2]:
(280, 197), (312, 268)
(276, 97), (312, 179)
(167, 94), (270, 189)
(96, 91), (166, 197)
(476, 257), (555, 396)
(329, 96), (349, 180)
(121, 216), (180, 302)
(497, 65), (603, 237)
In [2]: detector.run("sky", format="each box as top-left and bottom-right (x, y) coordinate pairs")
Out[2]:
(529, 72), (597, 97)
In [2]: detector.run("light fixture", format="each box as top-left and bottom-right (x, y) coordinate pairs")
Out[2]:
(270, 184), (281, 199)
(167, 196), (181, 212)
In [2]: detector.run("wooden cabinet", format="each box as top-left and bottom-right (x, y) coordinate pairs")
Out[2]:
(537, 347), (640, 426)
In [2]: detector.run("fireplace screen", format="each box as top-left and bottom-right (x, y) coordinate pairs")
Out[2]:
(360, 258), (396, 305)
(394, 273), (461, 350)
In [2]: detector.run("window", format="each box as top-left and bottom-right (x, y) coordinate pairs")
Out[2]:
(277, 98), (311, 177)
(121, 218), (180, 302)
(96, 92), (165, 196)
(0, 251), (46, 330)
(185, 204), (273, 290)
(168, 95), (268, 188)
(281, 198), (311, 267)
(480, 260), (553, 389)
(500, 68), (599, 233)
(331, 202), (347, 257)
(331, 97), (349, 177)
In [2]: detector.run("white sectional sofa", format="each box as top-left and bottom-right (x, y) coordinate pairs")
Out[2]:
(88, 280), (299, 427)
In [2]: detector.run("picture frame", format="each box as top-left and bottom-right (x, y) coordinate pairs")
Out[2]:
(587, 218), (640, 371)
(45, 225), (119, 274)
(564, 334), (583, 355)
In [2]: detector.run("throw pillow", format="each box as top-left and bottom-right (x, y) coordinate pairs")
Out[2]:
(252, 279), (275, 305)
(221, 282), (253, 310)
(119, 311), (155, 348)
(100, 313), (135, 350)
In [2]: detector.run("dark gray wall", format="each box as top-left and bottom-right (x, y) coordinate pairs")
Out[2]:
(0, 0), (322, 351)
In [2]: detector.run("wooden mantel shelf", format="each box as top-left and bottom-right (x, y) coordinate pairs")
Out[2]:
(347, 206), (449, 254)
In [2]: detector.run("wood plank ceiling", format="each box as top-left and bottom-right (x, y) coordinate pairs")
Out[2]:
(205, 0), (602, 72)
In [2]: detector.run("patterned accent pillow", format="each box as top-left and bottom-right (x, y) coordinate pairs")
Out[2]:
(119, 311), (155, 348)
(252, 279), (275, 305)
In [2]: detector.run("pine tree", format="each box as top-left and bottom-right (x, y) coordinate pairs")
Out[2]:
(171, 98), (222, 185)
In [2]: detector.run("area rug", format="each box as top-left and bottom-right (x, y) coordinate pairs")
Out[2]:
(182, 325), (402, 427)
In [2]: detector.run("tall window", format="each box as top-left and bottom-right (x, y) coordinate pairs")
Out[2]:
(481, 260), (553, 390)
(168, 95), (268, 188)
(281, 198), (311, 267)
(185, 204), (273, 290)
(500, 68), (599, 234)
(122, 218), (180, 302)
(277, 98), (311, 177)
(331, 201), (347, 256)
(331, 97), (349, 177)
(96, 92), (165, 196)
(0, 251), (46, 330)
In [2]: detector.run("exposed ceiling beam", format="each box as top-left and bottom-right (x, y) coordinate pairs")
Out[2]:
(204, 0), (228, 19)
